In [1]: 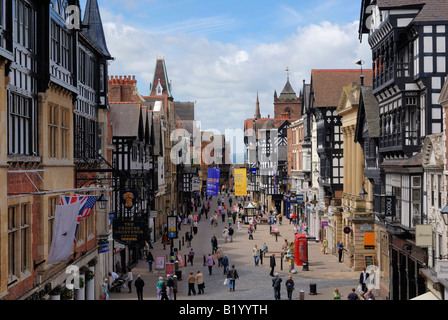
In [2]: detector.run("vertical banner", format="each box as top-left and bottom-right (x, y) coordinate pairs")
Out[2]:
(206, 168), (220, 196)
(234, 168), (247, 196)
(286, 196), (291, 219)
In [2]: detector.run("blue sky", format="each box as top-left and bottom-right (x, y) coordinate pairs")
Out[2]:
(80, 0), (371, 162)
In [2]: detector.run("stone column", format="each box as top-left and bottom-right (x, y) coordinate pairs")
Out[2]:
(85, 266), (95, 300)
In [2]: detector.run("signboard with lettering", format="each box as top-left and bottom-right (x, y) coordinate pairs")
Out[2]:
(436, 260), (448, 279)
(112, 220), (145, 245)
(415, 224), (433, 247)
(384, 195), (396, 217)
(166, 263), (175, 276)
(155, 256), (165, 270)
(364, 232), (375, 249)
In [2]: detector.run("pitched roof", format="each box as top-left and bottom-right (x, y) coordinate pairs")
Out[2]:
(175, 101), (195, 120)
(376, 0), (448, 22)
(310, 69), (373, 108)
(278, 78), (298, 100)
(82, 0), (112, 58)
(149, 58), (172, 98)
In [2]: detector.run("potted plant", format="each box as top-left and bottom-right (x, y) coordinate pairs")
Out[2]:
(85, 269), (94, 282)
(49, 286), (62, 300)
(61, 287), (74, 300)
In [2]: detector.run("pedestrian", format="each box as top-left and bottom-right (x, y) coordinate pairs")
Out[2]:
(101, 278), (109, 300)
(166, 274), (175, 300)
(193, 220), (198, 234)
(162, 232), (169, 250)
(270, 254), (276, 276)
(322, 239), (328, 254)
(160, 280), (169, 300)
(262, 242), (268, 256)
(216, 247), (224, 267)
(347, 288), (359, 300)
(187, 271), (196, 296)
(253, 245), (260, 266)
(222, 255), (229, 274)
(285, 275), (295, 300)
(332, 288), (341, 300)
(237, 218), (242, 230)
(125, 268), (133, 293)
(147, 251), (154, 272)
(133, 275), (144, 300)
(144, 240), (150, 258)
(206, 254), (215, 275)
(365, 289), (375, 300)
(228, 225), (234, 242)
(156, 276), (164, 300)
(248, 225), (254, 240)
(196, 270), (205, 294)
(211, 234), (218, 254)
(186, 231), (193, 247)
(338, 241), (344, 262)
(272, 273), (282, 300)
(359, 268), (370, 295)
(222, 227), (229, 243)
(227, 264), (239, 291)
(188, 248), (195, 266)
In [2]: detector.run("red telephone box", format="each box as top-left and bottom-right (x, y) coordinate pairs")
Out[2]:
(295, 233), (307, 266)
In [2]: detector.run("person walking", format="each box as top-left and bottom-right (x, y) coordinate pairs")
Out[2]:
(269, 254), (276, 276)
(322, 238), (328, 254)
(332, 288), (341, 300)
(285, 275), (295, 300)
(156, 276), (164, 300)
(196, 270), (205, 294)
(211, 234), (218, 254)
(125, 268), (133, 293)
(134, 275), (145, 300)
(216, 247), (224, 267)
(222, 255), (229, 274)
(226, 264), (239, 291)
(347, 288), (359, 300)
(338, 241), (344, 262)
(228, 225), (234, 242)
(147, 251), (154, 272)
(186, 231), (193, 248)
(166, 274), (175, 300)
(222, 227), (229, 243)
(187, 271), (196, 296)
(160, 280), (169, 300)
(188, 248), (195, 266)
(359, 268), (370, 296)
(101, 278), (109, 300)
(206, 254), (215, 275)
(272, 273), (282, 300)
(248, 225), (254, 240)
(162, 232), (169, 250)
(253, 245), (260, 266)
(144, 240), (150, 259)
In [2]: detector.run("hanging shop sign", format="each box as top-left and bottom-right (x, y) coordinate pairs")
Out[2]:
(113, 220), (145, 245)
(120, 190), (138, 210)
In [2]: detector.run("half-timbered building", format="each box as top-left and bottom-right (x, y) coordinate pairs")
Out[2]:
(359, 0), (448, 300)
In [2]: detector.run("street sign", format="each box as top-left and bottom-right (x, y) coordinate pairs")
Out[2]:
(343, 226), (351, 234)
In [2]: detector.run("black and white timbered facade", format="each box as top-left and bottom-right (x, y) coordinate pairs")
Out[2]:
(359, 0), (448, 300)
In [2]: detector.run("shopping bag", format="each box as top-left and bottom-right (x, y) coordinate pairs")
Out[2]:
(223, 278), (228, 285)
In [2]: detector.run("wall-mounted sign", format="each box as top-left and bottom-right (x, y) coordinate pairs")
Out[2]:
(364, 232), (375, 249)
(436, 260), (448, 279)
(384, 195), (396, 217)
(167, 216), (178, 239)
(112, 220), (145, 245)
(343, 226), (351, 234)
(415, 224), (433, 247)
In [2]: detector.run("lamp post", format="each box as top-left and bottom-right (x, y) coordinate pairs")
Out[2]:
(97, 192), (109, 210)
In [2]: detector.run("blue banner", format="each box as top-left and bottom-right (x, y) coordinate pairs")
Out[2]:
(286, 197), (291, 219)
(206, 168), (220, 196)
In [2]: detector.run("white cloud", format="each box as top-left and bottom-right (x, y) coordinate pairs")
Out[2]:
(102, 8), (371, 140)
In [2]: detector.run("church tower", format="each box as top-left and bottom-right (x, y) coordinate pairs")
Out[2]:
(254, 92), (261, 119)
(274, 68), (302, 120)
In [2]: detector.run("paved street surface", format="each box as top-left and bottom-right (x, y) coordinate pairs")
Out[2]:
(109, 193), (374, 301)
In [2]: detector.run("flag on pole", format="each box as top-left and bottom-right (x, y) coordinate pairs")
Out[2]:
(46, 201), (82, 265)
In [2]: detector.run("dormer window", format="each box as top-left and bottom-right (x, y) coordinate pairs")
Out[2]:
(156, 78), (163, 95)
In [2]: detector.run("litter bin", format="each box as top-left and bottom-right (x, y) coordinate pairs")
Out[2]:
(310, 283), (317, 295)
(299, 290), (305, 300)
(175, 270), (182, 281)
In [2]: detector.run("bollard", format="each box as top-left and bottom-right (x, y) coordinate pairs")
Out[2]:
(310, 283), (317, 295)
(299, 290), (305, 300)
(172, 275), (178, 300)
(179, 240), (181, 251)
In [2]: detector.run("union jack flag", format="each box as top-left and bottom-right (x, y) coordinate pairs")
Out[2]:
(60, 194), (98, 222)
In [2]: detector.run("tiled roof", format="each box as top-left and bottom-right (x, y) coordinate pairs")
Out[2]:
(175, 101), (195, 120)
(82, 0), (112, 58)
(149, 58), (172, 98)
(278, 78), (298, 100)
(360, 86), (380, 138)
(311, 69), (373, 108)
(377, 0), (448, 22)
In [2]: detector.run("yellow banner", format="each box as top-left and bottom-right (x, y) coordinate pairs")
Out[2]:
(234, 168), (247, 196)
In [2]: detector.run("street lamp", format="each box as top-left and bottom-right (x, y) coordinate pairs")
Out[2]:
(97, 192), (109, 210)
(440, 204), (448, 225)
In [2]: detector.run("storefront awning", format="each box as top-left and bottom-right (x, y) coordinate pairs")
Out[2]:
(411, 291), (439, 300)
